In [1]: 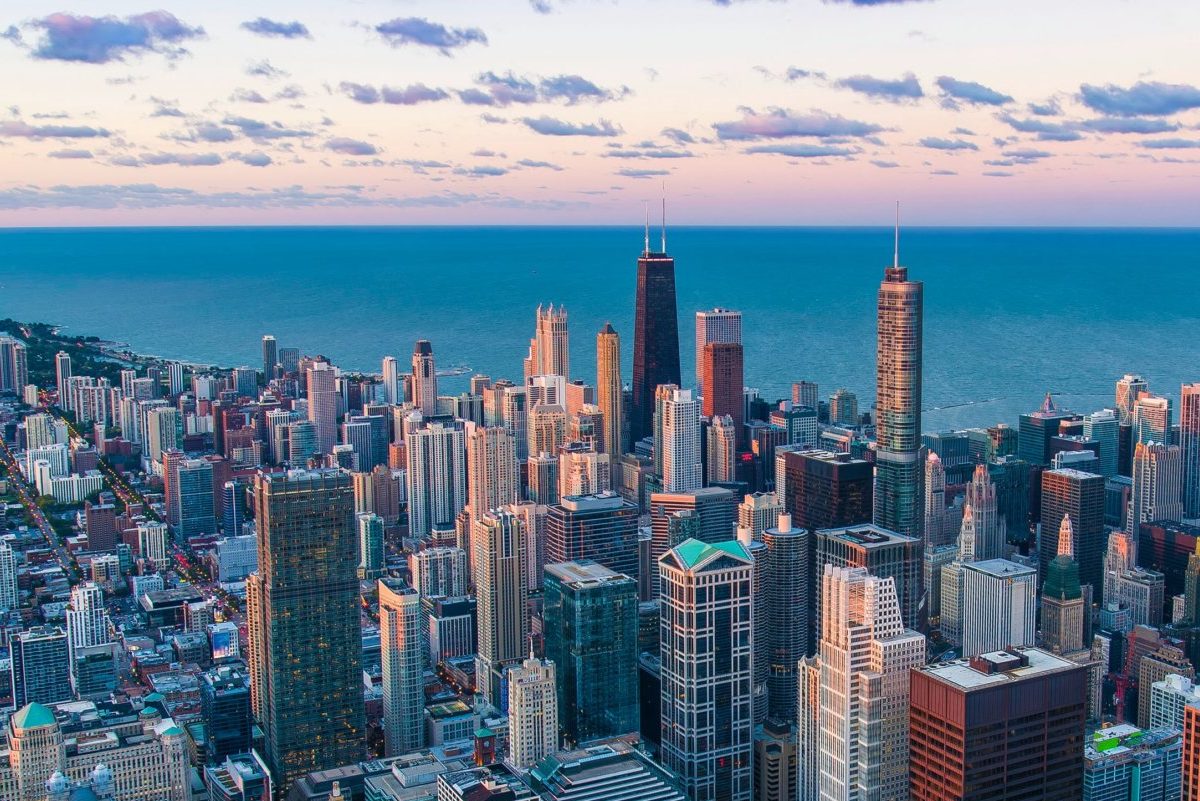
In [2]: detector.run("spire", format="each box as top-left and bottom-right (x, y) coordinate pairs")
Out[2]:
(660, 183), (667, 253)
(643, 201), (650, 254)
(1057, 514), (1074, 559)
(1040, 391), (1057, 414)
(893, 200), (900, 270)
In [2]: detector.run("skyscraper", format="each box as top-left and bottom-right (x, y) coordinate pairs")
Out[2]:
(532, 303), (570, 379)
(261, 335), (277, 382)
(357, 512), (385, 579)
(695, 308), (742, 390)
(829, 387), (859, 426)
(1083, 408), (1120, 478)
(632, 228), (681, 443)
(10, 626), (71, 708)
(1042, 515), (1085, 655)
(0, 335), (28, 395)
(799, 565), (925, 801)
(1040, 468), (1105, 599)
(780, 449), (873, 531)
(659, 538), (754, 801)
(412, 340), (438, 416)
(473, 509), (529, 704)
(702, 342), (745, 446)
(960, 559), (1036, 658)
(815, 524), (923, 637)
(1184, 384), (1200, 519)
(596, 323), (624, 461)
(1116, 374), (1149, 425)
(465, 424), (520, 524)
(1131, 441), (1184, 536)
(761, 514), (812, 719)
(378, 578), (424, 757)
(923, 451), (947, 547)
(306, 362), (338, 455)
(1133, 392), (1173, 448)
(960, 464), (1003, 561)
(1018, 392), (1076, 466)
(545, 493), (640, 581)
(658, 387), (701, 492)
(176, 459), (217, 539)
(543, 560), (638, 746)
(54, 351), (71, 410)
(381, 356), (399, 405)
(248, 469), (365, 788)
(706, 414), (737, 485)
(0, 540), (16, 613)
(873, 229), (924, 538)
(406, 422), (467, 539)
(507, 654), (559, 769)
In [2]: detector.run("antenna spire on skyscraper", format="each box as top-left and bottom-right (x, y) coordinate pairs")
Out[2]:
(893, 200), (900, 269)
(643, 201), (650, 254)
(661, 182), (667, 253)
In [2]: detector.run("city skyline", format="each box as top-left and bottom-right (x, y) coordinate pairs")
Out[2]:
(0, 1), (1198, 226)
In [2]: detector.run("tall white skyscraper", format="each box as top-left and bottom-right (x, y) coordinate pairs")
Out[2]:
(66, 581), (111, 695)
(922, 451), (947, 547)
(527, 404), (567, 461)
(1133, 392), (1172, 448)
(145, 406), (181, 464)
(527, 373), (567, 408)
(55, 351), (72, 410)
(695, 308), (742, 390)
(1083, 408), (1120, 478)
(706, 414), (737, 485)
(0, 539), (16, 613)
(378, 578), (425, 756)
(659, 538), (754, 801)
(529, 303), (569, 380)
(465, 424), (519, 523)
(0, 335), (28, 395)
(799, 565), (925, 801)
(1130, 441), (1184, 535)
(411, 340), (438, 416)
(409, 546), (468, 598)
(507, 654), (558, 770)
(1182, 383), (1200, 518)
(382, 356), (400, 405)
(960, 559), (1036, 658)
(659, 387), (702, 492)
(306, 362), (338, 455)
(473, 509), (529, 705)
(405, 422), (467, 539)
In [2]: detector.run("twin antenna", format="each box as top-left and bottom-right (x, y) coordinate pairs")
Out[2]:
(893, 200), (901, 269)
(643, 184), (667, 254)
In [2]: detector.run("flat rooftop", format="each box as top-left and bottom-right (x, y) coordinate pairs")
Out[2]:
(965, 558), (1037, 578)
(918, 647), (1078, 691)
(544, 559), (635, 588)
(818, 524), (919, 547)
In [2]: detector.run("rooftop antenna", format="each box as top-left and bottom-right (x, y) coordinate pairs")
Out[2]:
(893, 200), (900, 269)
(661, 182), (667, 253)
(643, 201), (650, 254)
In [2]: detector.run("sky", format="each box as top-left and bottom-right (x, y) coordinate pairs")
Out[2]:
(1, 0), (1199, 226)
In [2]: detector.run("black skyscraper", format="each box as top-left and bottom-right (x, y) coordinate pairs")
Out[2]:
(632, 230), (680, 443)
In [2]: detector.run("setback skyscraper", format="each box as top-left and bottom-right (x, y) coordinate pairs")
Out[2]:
(1183, 383), (1200, 518)
(596, 323), (624, 461)
(378, 578), (425, 757)
(632, 226), (681, 443)
(412, 339), (438, 416)
(694, 308), (742, 390)
(874, 222), (924, 538)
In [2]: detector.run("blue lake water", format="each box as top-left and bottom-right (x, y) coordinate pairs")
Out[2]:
(2, 226), (1198, 431)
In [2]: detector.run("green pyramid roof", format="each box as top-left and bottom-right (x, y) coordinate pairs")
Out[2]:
(12, 702), (55, 729)
(673, 538), (750, 569)
(1043, 554), (1082, 601)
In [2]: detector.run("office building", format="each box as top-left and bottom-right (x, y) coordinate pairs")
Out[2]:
(1042, 514), (1086, 654)
(1019, 392), (1077, 466)
(406, 422), (467, 539)
(424, 595), (476, 665)
(829, 387), (859, 426)
(356, 512), (385, 580)
(473, 508), (530, 705)
(702, 342), (745, 445)
(526, 740), (687, 801)
(1116, 375), (1149, 424)
(412, 340), (438, 416)
(1131, 441), (1184, 533)
(1083, 408), (1120, 478)
(528, 403), (568, 460)
(648, 487), (738, 586)
(1139, 645), (1195, 729)
(695, 308), (742, 389)
(378, 578), (425, 757)
(737, 491), (783, 540)
(1151, 674), (1200, 732)
(545, 493), (639, 581)
(659, 539), (754, 801)
(596, 323), (624, 461)
(1083, 724), (1182, 801)
(200, 663), (253, 763)
(815, 524), (923, 637)
(909, 648), (1087, 801)
(54, 350), (71, 408)
(1182, 384), (1200, 519)
(1134, 393), (1173, 448)
(658, 387), (702, 492)
(780, 449), (873, 531)
(543, 561), (638, 745)
(770, 402), (819, 448)
(961, 559), (1036, 658)
(306, 362), (338, 455)
(873, 244), (924, 538)
(11, 626), (71, 708)
(1041, 468), (1106, 599)
(261, 335), (278, 381)
(507, 655), (558, 769)
(706, 414), (737, 485)
(528, 303), (570, 380)
(631, 230), (681, 443)
(799, 566), (925, 801)
(247, 469), (365, 789)
(176, 458), (217, 539)
(961, 464), (1004, 561)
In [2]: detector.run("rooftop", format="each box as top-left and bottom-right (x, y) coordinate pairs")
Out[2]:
(918, 647), (1080, 690)
(544, 559), (635, 588)
(964, 558), (1037, 579)
(670, 538), (750, 570)
(818, 524), (919, 548)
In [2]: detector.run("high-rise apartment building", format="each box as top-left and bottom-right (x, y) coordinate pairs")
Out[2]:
(829, 387), (859, 426)
(247, 469), (364, 789)
(306, 362), (338, 455)
(473, 509), (530, 704)
(695, 308), (742, 390)
(406, 422), (467, 539)
(702, 342), (745, 447)
(507, 655), (558, 769)
(378, 578), (424, 757)
(545, 493), (639, 581)
(0, 540), (16, 613)
(659, 539), (754, 801)
(465, 424), (519, 524)
(631, 233), (680, 443)
(54, 351), (71, 409)
(793, 380), (819, 410)
(1183, 384), (1200, 519)
(176, 458), (217, 539)
(658, 387), (701, 492)
(596, 323), (624, 460)
(909, 648), (1087, 801)
(0, 335), (28, 395)
(543, 560), (638, 746)
(262, 335), (278, 381)
(762, 514), (812, 719)
(381, 355), (399, 405)
(706, 414), (737, 485)
(1131, 441), (1184, 536)
(780, 449), (873, 531)
(412, 340), (438, 416)
(799, 565), (925, 801)
(10, 626), (71, 708)
(873, 242), (923, 538)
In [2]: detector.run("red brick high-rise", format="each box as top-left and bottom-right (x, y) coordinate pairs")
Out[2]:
(701, 341), (744, 448)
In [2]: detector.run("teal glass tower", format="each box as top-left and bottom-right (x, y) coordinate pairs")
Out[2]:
(543, 560), (639, 746)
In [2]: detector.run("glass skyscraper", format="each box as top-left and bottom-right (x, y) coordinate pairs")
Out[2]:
(543, 560), (638, 746)
(631, 236), (680, 444)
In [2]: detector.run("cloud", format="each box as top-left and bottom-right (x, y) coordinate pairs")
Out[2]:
(918, 136), (977, 151)
(930, 169), (957, 175)
(222, 116), (312, 141)
(516, 159), (564, 170)
(713, 107), (884, 140)
(870, 159), (900, 168)
(458, 71), (626, 107)
(1081, 117), (1179, 134)
(234, 151), (273, 167)
(661, 127), (695, 145)
(339, 81), (450, 106)
(187, 123), (236, 143)
(522, 116), (621, 136)
(0, 120), (110, 139)
(983, 170), (1014, 177)
(835, 73), (923, 102)
(326, 137), (378, 155)
(1001, 148), (1052, 163)
(617, 168), (670, 178)
(530, 0), (554, 12)
(230, 88), (269, 104)
(149, 97), (185, 117)
(745, 143), (857, 157)
(935, 76), (1013, 108)
(48, 149), (93, 159)
(374, 17), (487, 55)
(1079, 81), (1200, 117)
(996, 113), (1083, 142)
(24, 11), (203, 64)
(246, 60), (288, 79)
(824, 0), (931, 4)
(137, 152), (223, 167)
(1138, 138), (1200, 149)
(784, 67), (828, 81)
(604, 142), (694, 159)
(240, 18), (310, 39)
(454, 165), (508, 177)
(1027, 99), (1061, 117)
